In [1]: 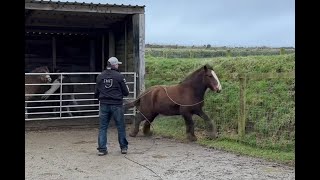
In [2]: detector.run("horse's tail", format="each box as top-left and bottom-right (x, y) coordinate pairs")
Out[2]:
(123, 98), (140, 110)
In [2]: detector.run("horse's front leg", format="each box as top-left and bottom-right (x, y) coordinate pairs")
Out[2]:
(197, 110), (217, 140)
(182, 113), (197, 141)
(41, 78), (61, 100)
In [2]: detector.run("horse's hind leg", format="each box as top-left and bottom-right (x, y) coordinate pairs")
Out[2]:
(69, 95), (82, 116)
(66, 107), (72, 117)
(25, 102), (28, 119)
(142, 113), (158, 136)
(129, 113), (144, 137)
(182, 113), (197, 141)
(197, 110), (217, 140)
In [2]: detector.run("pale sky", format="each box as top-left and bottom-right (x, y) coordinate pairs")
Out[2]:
(57, 0), (295, 47)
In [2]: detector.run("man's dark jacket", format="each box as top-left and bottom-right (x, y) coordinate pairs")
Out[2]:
(95, 68), (129, 105)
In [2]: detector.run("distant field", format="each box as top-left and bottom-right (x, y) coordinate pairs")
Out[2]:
(145, 45), (295, 58)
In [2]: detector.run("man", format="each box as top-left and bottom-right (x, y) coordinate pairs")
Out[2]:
(95, 57), (130, 156)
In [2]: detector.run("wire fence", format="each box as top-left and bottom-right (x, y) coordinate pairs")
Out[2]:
(197, 72), (295, 149)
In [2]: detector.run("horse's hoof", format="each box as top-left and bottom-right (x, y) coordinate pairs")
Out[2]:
(143, 127), (153, 136)
(206, 131), (218, 140)
(129, 132), (138, 137)
(143, 131), (153, 137)
(187, 134), (197, 141)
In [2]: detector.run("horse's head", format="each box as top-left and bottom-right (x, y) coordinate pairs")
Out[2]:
(203, 65), (222, 93)
(31, 66), (52, 83)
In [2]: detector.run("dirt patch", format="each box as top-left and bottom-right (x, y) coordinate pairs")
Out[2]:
(26, 127), (294, 180)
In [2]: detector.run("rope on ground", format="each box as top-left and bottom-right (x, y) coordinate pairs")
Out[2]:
(123, 110), (164, 180)
(122, 86), (205, 180)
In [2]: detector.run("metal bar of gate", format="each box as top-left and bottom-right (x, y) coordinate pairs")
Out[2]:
(60, 74), (62, 118)
(134, 72), (137, 116)
(26, 72), (134, 75)
(25, 82), (134, 86)
(25, 92), (135, 96)
(26, 104), (99, 109)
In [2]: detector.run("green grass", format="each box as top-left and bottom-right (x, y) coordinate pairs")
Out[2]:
(198, 139), (294, 166)
(152, 117), (295, 166)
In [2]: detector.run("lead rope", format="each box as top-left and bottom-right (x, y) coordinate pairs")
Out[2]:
(126, 85), (204, 107)
(161, 86), (204, 106)
(123, 85), (204, 180)
(123, 105), (163, 180)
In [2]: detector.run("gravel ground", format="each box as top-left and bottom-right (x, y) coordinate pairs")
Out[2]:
(25, 127), (295, 180)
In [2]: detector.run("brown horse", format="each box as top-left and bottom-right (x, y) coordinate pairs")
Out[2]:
(25, 66), (52, 119)
(125, 64), (222, 141)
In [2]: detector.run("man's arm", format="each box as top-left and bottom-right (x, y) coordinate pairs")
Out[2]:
(119, 75), (129, 96)
(94, 76), (100, 99)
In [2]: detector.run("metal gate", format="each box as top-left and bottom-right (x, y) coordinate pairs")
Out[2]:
(25, 72), (136, 121)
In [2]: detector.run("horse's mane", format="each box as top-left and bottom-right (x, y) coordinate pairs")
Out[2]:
(180, 64), (213, 83)
(31, 66), (49, 73)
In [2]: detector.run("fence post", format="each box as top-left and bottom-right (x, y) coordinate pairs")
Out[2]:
(238, 74), (247, 137)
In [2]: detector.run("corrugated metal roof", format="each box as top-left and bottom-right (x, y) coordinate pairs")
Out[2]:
(26, 0), (145, 8)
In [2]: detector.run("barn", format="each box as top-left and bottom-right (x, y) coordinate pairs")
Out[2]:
(25, 0), (145, 120)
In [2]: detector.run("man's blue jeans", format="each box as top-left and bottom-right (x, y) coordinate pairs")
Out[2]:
(97, 104), (128, 152)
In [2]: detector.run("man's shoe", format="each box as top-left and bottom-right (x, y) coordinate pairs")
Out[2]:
(121, 148), (127, 154)
(98, 151), (108, 156)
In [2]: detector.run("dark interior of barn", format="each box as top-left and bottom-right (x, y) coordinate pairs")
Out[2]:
(25, 9), (134, 73)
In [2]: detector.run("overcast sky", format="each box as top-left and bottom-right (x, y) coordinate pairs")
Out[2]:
(58, 0), (295, 47)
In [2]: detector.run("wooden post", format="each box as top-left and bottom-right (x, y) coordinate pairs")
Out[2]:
(52, 37), (56, 71)
(109, 31), (115, 57)
(90, 40), (95, 72)
(124, 21), (127, 72)
(101, 35), (105, 71)
(139, 14), (145, 93)
(90, 39), (96, 93)
(238, 74), (247, 137)
(132, 14), (145, 95)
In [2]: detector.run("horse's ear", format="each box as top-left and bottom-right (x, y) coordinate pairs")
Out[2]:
(204, 65), (208, 72)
